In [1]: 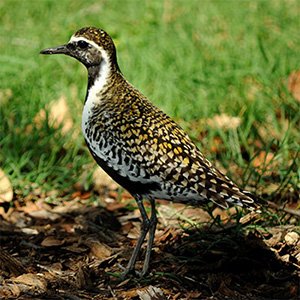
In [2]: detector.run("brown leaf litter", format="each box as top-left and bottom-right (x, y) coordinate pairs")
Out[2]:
(0, 168), (13, 203)
(0, 193), (299, 299)
(288, 70), (300, 102)
(30, 94), (79, 137)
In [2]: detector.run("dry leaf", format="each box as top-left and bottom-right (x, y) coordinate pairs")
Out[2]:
(127, 223), (141, 240)
(210, 136), (226, 154)
(49, 94), (73, 134)
(10, 283), (21, 298)
(93, 167), (119, 191)
(41, 236), (65, 247)
(207, 113), (241, 131)
(284, 232), (299, 246)
(21, 228), (39, 235)
(212, 206), (237, 221)
(0, 251), (27, 276)
(83, 237), (113, 258)
(217, 280), (236, 297)
(264, 231), (282, 248)
(0, 88), (13, 106)
(281, 254), (290, 263)
(157, 203), (210, 227)
(13, 273), (47, 292)
(75, 265), (93, 288)
(252, 151), (279, 174)
(33, 107), (46, 131)
(0, 168), (13, 203)
(0, 206), (6, 216)
(106, 203), (129, 211)
(28, 210), (61, 221)
(137, 285), (166, 300)
(32, 94), (74, 135)
(62, 245), (88, 254)
(288, 70), (300, 102)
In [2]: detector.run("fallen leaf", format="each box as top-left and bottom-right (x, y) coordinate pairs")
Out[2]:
(32, 108), (46, 130)
(288, 70), (300, 102)
(157, 227), (180, 244)
(284, 232), (299, 246)
(0, 207), (5, 216)
(263, 232), (282, 248)
(0, 168), (13, 203)
(106, 203), (129, 211)
(210, 136), (226, 154)
(62, 245), (88, 254)
(207, 113), (241, 131)
(217, 280), (236, 297)
(0, 251), (27, 276)
(126, 220), (144, 240)
(92, 167), (119, 191)
(187, 291), (202, 298)
(137, 285), (166, 300)
(13, 273), (47, 292)
(83, 237), (113, 258)
(252, 151), (279, 174)
(20, 228), (39, 235)
(281, 254), (290, 263)
(41, 236), (65, 247)
(10, 283), (21, 298)
(71, 191), (82, 198)
(121, 221), (134, 232)
(32, 94), (74, 135)
(27, 210), (61, 221)
(157, 203), (210, 227)
(212, 206), (237, 221)
(49, 94), (73, 134)
(75, 265), (93, 288)
(0, 88), (13, 106)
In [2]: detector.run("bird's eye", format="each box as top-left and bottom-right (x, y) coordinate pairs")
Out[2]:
(78, 40), (89, 49)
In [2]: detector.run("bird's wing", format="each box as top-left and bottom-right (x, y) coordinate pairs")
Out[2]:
(120, 100), (265, 210)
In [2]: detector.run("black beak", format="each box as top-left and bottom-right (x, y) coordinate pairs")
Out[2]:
(40, 44), (69, 55)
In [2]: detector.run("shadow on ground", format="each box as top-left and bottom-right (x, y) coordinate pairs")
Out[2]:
(0, 199), (299, 299)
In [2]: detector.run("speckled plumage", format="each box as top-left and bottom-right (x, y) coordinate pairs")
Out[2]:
(40, 27), (266, 278)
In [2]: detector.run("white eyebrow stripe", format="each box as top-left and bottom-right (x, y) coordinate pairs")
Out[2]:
(69, 36), (104, 53)
(69, 35), (111, 66)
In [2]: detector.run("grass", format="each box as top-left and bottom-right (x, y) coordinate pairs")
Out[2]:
(0, 0), (299, 224)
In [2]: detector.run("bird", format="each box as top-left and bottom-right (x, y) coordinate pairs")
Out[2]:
(40, 27), (266, 279)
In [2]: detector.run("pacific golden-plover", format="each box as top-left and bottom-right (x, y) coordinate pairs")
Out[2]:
(40, 27), (266, 279)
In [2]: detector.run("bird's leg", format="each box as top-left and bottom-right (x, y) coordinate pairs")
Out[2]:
(121, 196), (150, 279)
(140, 199), (157, 277)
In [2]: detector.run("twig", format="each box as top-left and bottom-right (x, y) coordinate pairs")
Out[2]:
(267, 201), (300, 218)
(108, 285), (117, 300)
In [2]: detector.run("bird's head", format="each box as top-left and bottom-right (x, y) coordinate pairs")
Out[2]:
(40, 27), (118, 69)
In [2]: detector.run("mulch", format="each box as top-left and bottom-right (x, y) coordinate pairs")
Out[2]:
(0, 191), (299, 299)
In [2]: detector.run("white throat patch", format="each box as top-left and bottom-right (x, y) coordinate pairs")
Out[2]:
(70, 36), (111, 141)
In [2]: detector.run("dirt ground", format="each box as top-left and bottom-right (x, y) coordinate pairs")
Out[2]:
(0, 188), (299, 299)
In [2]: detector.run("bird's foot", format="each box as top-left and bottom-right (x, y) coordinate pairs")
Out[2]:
(118, 264), (136, 281)
(118, 263), (148, 280)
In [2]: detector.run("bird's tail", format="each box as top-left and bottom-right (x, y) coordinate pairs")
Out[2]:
(204, 172), (267, 213)
(236, 188), (268, 213)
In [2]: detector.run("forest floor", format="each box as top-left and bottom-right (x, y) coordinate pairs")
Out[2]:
(0, 186), (299, 300)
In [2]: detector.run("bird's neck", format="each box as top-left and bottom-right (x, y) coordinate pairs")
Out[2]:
(85, 58), (125, 107)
